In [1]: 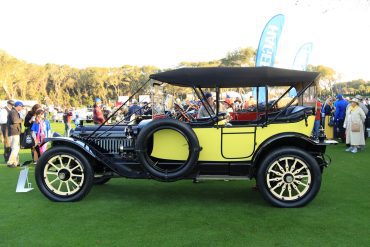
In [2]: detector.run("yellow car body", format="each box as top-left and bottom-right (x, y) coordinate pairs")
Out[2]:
(151, 116), (315, 162)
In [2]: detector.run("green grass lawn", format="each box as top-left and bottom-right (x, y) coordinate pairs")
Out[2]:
(0, 123), (369, 246)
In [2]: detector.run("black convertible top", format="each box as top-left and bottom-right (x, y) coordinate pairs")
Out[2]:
(150, 67), (320, 88)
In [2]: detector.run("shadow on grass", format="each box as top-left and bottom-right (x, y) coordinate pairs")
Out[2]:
(88, 179), (268, 207)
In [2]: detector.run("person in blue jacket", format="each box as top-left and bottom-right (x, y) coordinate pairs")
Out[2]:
(125, 99), (142, 121)
(334, 94), (349, 142)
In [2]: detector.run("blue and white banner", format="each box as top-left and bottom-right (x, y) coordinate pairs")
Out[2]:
(255, 14), (285, 67)
(289, 42), (313, 97)
(253, 14), (285, 101)
(292, 42), (313, 71)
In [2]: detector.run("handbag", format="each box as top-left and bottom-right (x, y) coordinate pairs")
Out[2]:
(21, 128), (35, 149)
(351, 122), (361, 132)
(328, 116), (335, 127)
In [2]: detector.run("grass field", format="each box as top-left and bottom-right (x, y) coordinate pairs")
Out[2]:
(0, 123), (369, 246)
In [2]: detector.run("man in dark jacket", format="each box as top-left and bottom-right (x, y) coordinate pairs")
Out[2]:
(125, 99), (142, 121)
(63, 109), (73, 136)
(7, 101), (24, 168)
(0, 100), (14, 162)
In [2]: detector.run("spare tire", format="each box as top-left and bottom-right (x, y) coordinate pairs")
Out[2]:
(136, 118), (200, 181)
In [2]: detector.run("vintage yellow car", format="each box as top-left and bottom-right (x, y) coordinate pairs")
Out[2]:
(35, 67), (335, 207)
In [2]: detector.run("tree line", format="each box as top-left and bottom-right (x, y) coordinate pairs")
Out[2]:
(0, 50), (161, 107)
(1, 48), (368, 107)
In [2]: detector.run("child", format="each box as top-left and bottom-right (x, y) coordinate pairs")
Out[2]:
(74, 114), (81, 126)
(31, 109), (52, 160)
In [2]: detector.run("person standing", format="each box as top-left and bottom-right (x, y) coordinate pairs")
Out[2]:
(73, 114), (81, 126)
(63, 109), (73, 136)
(355, 95), (369, 116)
(142, 102), (151, 116)
(31, 109), (52, 158)
(0, 100), (14, 162)
(234, 97), (242, 111)
(24, 104), (42, 128)
(7, 101), (24, 168)
(355, 95), (369, 140)
(334, 94), (349, 143)
(0, 106), (2, 143)
(24, 104), (42, 163)
(93, 98), (105, 125)
(312, 98), (322, 139)
(344, 98), (366, 153)
(125, 99), (142, 121)
(321, 97), (333, 127)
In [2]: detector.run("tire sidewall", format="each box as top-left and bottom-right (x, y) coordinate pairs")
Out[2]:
(136, 119), (200, 181)
(35, 146), (94, 202)
(257, 147), (321, 207)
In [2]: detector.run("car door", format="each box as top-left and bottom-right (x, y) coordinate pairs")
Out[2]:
(221, 126), (256, 159)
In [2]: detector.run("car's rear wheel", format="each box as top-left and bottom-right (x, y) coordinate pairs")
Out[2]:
(35, 146), (94, 202)
(257, 147), (321, 207)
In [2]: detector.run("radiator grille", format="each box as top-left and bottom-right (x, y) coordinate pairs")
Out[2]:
(94, 138), (134, 154)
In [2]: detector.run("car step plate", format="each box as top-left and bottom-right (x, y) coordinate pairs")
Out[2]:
(195, 175), (251, 181)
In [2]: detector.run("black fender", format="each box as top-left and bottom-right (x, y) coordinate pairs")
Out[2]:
(41, 137), (98, 159)
(41, 137), (139, 177)
(251, 132), (326, 177)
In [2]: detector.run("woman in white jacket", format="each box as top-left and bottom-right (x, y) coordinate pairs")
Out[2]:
(344, 98), (366, 153)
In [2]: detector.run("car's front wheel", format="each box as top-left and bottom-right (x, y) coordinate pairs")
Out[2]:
(257, 147), (321, 207)
(35, 146), (94, 202)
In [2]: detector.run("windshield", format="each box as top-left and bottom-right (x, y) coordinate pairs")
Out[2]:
(266, 86), (298, 110)
(152, 81), (198, 119)
(302, 84), (317, 107)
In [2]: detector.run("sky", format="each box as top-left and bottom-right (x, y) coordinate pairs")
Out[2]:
(0, 0), (369, 81)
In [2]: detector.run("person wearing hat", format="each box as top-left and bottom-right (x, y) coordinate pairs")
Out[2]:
(7, 101), (24, 167)
(343, 98), (366, 153)
(0, 100), (14, 162)
(354, 95), (369, 141)
(197, 92), (215, 118)
(93, 97), (105, 125)
(355, 95), (368, 115)
(334, 94), (349, 142)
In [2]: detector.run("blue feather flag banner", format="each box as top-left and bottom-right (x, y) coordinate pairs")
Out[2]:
(253, 14), (285, 101)
(292, 42), (313, 71)
(289, 42), (313, 97)
(255, 14), (285, 67)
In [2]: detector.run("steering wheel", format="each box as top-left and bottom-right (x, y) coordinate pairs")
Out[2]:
(174, 103), (192, 122)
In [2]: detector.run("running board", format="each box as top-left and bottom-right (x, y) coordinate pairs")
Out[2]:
(195, 175), (251, 181)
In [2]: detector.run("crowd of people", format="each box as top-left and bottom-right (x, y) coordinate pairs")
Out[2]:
(91, 97), (151, 125)
(174, 92), (370, 155)
(0, 101), (52, 168)
(163, 93), (258, 120)
(315, 94), (369, 153)
(1, 92), (368, 168)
